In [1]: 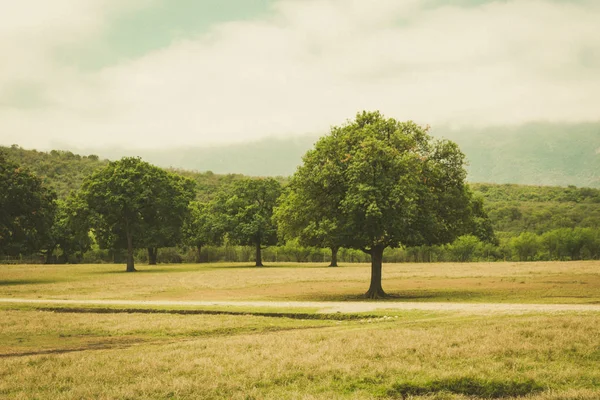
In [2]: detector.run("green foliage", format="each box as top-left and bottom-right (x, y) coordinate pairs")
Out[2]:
(283, 111), (488, 296)
(295, 111), (486, 251)
(182, 201), (225, 261)
(510, 232), (542, 261)
(0, 152), (56, 256)
(140, 173), (196, 251)
(80, 157), (195, 271)
(1, 145), (108, 198)
(215, 177), (282, 266)
(448, 235), (483, 262)
(472, 183), (600, 203)
(44, 194), (92, 263)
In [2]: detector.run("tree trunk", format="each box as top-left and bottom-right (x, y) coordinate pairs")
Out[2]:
(255, 241), (263, 267)
(147, 247), (158, 265)
(365, 245), (386, 299)
(45, 247), (55, 264)
(329, 246), (339, 267)
(126, 230), (136, 272)
(196, 244), (202, 263)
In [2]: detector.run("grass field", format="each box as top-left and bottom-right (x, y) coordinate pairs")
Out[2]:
(1, 261), (600, 303)
(1, 261), (600, 399)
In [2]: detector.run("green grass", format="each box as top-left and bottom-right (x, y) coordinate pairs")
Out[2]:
(1, 261), (600, 304)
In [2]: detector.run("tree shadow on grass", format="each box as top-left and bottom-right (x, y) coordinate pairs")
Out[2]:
(388, 377), (545, 399)
(0, 279), (64, 286)
(87, 263), (331, 275)
(297, 290), (490, 302)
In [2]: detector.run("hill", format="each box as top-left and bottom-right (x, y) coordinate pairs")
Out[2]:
(65, 122), (600, 188)
(472, 183), (600, 237)
(1, 145), (108, 198)
(0, 145), (280, 201)
(4, 145), (600, 239)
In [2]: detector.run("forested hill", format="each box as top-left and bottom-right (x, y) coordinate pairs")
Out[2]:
(4, 144), (600, 239)
(68, 122), (600, 188)
(0, 145), (279, 201)
(2, 145), (108, 198)
(471, 183), (600, 204)
(472, 183), (600, 236)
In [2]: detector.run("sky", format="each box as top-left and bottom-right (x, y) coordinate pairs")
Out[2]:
(1, 0), (599, 150)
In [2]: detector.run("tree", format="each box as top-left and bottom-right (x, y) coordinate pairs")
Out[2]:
(0, 152), (56, 256)
(139, 174), (195, 265)
(81, 157), (195, 272)
(275, 173), (345, 267)
(182, 201), (225, 262)
(448, 235), (482, 262)
(511, 232), (540, 261)
(216, 178), (281, 267)
(287, 111), (489, 298)
(44, 193), (92, 263)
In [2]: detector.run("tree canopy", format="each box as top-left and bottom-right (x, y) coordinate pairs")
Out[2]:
(215, 177), (281, 266)
(81, 157), (195, 271)
(0, 152), (56, 256)
(283, 111), (491, 297)
(182, 201), (226, 262)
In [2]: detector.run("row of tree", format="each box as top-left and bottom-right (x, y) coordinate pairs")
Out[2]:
(2, 112), (498, 297)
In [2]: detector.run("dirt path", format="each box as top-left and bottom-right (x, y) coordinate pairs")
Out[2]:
(2, 298), (600, 314)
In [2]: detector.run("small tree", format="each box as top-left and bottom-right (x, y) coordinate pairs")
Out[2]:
(216, 178), (281, 267)
(275, 179), (344, 267)
(81, 157), (194, 272)
(287, 111), (489, 298)
(182, 201), (225, 262)
(44, 194), (92, 263)
(140, 174), (195, 265)
(511, 232), (540, 261)
(448, 235), (482, 262)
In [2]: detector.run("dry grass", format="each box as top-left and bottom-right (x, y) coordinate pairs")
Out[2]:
(2, 262), (600, 398)
(1, 309), (599, 399)
(1, 261), (600, 303)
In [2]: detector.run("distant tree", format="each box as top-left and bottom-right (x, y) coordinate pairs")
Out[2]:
(81, 157), (194, 272)
(44, 194), (92, 263)
(0, 152), (56, 256)
(448, 235), (482, 262)
(182, 201), (225, 262)
(287, 111), (489, 298)
(468, 195), (497, 244)
(511, 232), (540, 261)
(275, 186), (344, 267)
(216, 178), (281, 267)
(140, 174), (195, 265)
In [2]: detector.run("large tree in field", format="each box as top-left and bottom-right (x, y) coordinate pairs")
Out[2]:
(217, 178), (281, 267)
(0, 152), (56, 256)
(81, 157), (194, 272)
(288, 111), (490, 298)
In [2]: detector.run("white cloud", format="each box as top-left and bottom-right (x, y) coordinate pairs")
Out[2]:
(1, 0), (599, 150)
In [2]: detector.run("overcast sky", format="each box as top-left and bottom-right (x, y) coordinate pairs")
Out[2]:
(1, 0), (599, 150)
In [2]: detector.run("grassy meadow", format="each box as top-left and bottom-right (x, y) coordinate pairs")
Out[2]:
(1, 261), (600, 303)
(2, 261), (600, 399)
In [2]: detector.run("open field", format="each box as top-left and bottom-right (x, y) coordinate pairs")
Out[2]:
(2, 261), (600, 399)
(1, 261), (600, 304)
(1, 309), (600, 399)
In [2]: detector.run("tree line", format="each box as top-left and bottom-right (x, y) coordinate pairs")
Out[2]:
(3, 112), (598, 297)
(2, 111), (498, 298)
